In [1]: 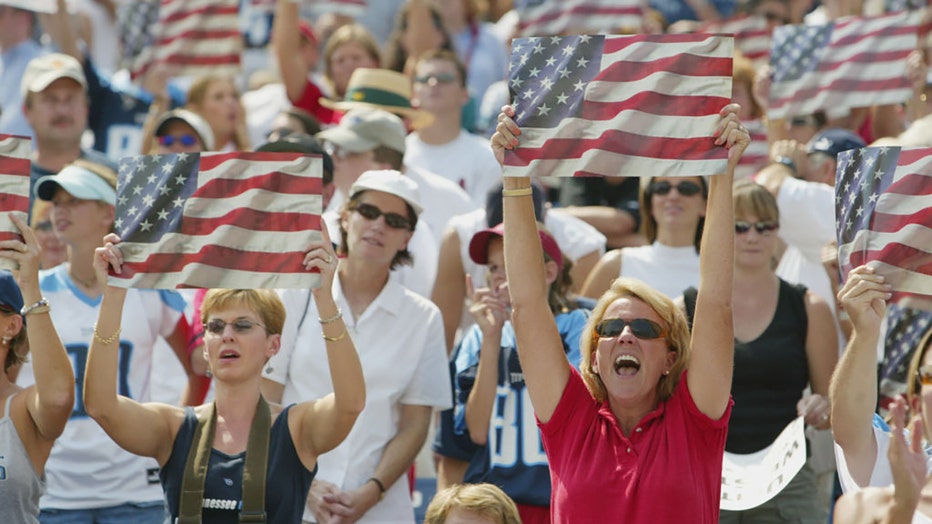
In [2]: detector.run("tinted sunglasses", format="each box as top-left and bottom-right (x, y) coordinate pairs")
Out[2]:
(204, 318), (266, 335)
(33, 220), (53, 232)
(735, 220), (779, 235)
(649, 180), (702, 197)
(595, 318), (667, 340)
(761, 12), (790, 24)
(918, 365), (932, 386)
(414, 72), (458, 85)
(158, 134), (198, 147)
(353, 202), (412, 230)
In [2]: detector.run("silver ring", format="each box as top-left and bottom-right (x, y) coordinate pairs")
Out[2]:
(821, 414), (829, 421)
(325, 255), (332, 264)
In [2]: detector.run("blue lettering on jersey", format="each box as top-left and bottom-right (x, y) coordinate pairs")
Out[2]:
(0, 456), (6, 480)
(67, 341), (135, 418)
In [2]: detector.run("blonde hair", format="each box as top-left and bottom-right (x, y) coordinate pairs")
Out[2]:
(907, 322), (932, 408)
(424, 483), (521, 524)
(186, 74), (250, 150)
(580, 277), (691, 402)
(200, 289), (286, 335)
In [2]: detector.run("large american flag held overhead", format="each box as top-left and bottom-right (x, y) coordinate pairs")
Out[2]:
(0, 135), (31, 265)
(504, 34), (732, 178)
(836, 146), (932, 311)
(112, 152), (323, 289)
(131, 0), (242, 80)
(513, 0), (645, 38)
(768, 11), (920, 120)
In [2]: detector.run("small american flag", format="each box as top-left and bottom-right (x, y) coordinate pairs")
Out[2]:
(835, 146), (932, 311)
(0, 135), (32, 268)
(879, 304), (932, 415)
(698, 15), (772, 66)
(111, 152), (323, 289)
(768, 11), (920, 120)
(131, 0), (242, 80)
(513, 0), (644, 38)
(504, 34), (732, 178)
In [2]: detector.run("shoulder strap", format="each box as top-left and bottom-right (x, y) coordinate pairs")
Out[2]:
(2, 392), (15, 419)
(177, 403), (217, 524)
(239, 396), (271, 523)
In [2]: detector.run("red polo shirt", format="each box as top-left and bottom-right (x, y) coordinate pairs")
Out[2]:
(539, 369), (732, 523)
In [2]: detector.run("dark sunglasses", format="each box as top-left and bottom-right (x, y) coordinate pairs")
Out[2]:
(204, 318), (266, 335)
(414, 72), (458, 85)
(918, 365), (932, 386)
(353, 202), (412, 230)
(649, 180), (702, 197)
(734, 220), (779, 235)
(595, 318), (667, 340)
(761, 12), (790, 24)
(158, 134), (198, 147)
(33, 220), (53, 232)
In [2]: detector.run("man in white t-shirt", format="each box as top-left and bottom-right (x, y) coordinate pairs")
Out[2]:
(405, 49), (502, 208)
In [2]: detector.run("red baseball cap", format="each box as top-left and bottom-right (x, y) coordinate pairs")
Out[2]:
(469, 222), (563, 272)
(299, 21), (318, 46)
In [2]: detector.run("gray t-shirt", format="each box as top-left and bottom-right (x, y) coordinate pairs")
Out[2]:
(0, 393), (44, 524)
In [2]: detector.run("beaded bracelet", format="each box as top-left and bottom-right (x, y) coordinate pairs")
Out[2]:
(318, 309), (342, 324)
(93, 325), (122, 345)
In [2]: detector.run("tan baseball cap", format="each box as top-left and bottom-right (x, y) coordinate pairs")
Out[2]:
(317, 109), (407, 154)
(21, 53), (87, 99)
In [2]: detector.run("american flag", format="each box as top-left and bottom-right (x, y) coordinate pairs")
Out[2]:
(735, 118), (769, 181)
(879, 303), (932, 415)
(131, 0), (242, 80)
(767, 11), (920, 120)
(504, 34), (732, 178)
(0, 135), (31, 266)
(0, 0), (58, 12)
(111, 152), (323, 289)
(835, 146), (932, 311)
(884, 0), (929, 12)
(304, 0), (367, 18)
(698, 15), (773, 66)
(513, 0), (644, 38)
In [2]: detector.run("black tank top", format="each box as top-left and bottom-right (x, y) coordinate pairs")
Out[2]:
(159, 404), (317, 523)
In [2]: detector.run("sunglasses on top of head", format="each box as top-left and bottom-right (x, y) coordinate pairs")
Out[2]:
(649, 180), (702, 197)
(158, 134), (198, 147)
(734, 220), (779, 235)
(352, 202), (412, 230)
(595, 318), (667, 340)
(204, 318), (267, 335)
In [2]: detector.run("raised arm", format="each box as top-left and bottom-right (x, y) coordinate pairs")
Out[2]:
(431, 226), (467, 354)
(273, 0), (312, 103)
(0, 215), (74, 443)
(289, 226), (365, 461)
(83, 234), (182, 465)
(463, 275), (508, 444)
(830, 265), (892, 488)
(492, 106), (571, 423)
(686, 104), (748, 419)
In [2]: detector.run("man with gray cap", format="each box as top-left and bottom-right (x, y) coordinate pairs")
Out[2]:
(318, 107), (475, 245)
(17, 160), (194, 523)
(21, 52), (116, 212)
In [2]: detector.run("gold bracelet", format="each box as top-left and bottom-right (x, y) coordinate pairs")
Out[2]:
(93, 325), (122, 345)
(502, 187), (533, 197)
(318, 309), (342, 324)
(322, 325), (347, 342)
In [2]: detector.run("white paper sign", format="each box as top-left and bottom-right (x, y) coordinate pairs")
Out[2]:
(719, 416), (808, 511)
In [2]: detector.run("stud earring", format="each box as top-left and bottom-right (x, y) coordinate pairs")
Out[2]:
(1, 336), (9, 345)
(265, 364), (274, 374)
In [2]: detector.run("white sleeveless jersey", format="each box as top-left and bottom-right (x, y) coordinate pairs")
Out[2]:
(16, 265), (185, 510)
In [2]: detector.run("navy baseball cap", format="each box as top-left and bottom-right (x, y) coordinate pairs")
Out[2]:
(807, 128), (866, 158)
(0, 270), (24, 316)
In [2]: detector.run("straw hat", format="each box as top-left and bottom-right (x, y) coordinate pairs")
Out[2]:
(320, 68), (434, 129)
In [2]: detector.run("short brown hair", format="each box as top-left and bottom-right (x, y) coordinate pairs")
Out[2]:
(0, 306), (27, 372)
(200, 289), (286, 335)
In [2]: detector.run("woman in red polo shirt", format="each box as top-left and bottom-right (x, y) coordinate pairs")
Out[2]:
(489, 103), (749, 523)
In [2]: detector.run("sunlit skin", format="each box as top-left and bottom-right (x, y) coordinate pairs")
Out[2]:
(732, 83), (754, 121)
(591, 297), (675, 417)
(340, 191), (413, 267)
(31, 204), (67, 270)
(201, 306), (279, 385)
(49, 189), (112, 245)
(411, 59), (468, 114)
(650, 175), (706, 244)
(329, 42), (380, 98)
(23, 78), (88, 146)
(484, 238), (510, 310)
(156, 120), (204, 154)
(734, 213), (777, 270)
(190, 78), (240, 148)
